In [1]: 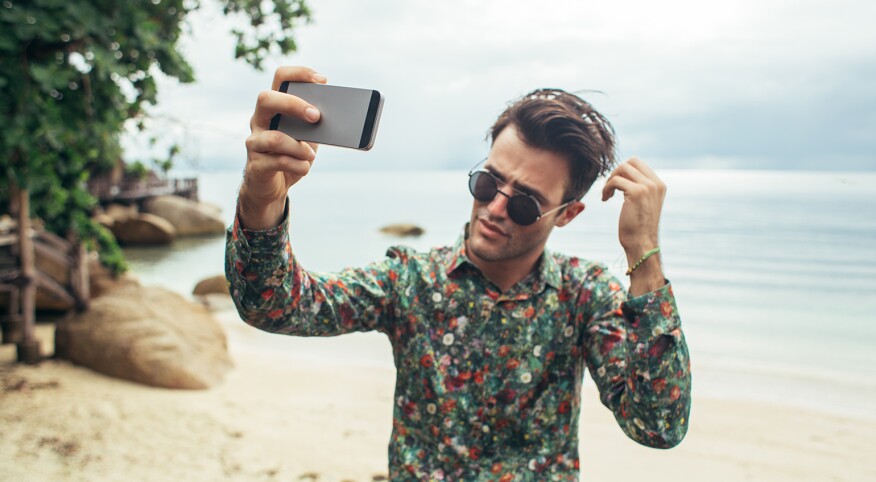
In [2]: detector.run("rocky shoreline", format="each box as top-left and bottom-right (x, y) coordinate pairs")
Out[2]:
(95, 194), (226, 246)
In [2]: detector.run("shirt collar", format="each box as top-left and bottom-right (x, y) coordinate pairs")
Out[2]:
(444, 224), (562, 293)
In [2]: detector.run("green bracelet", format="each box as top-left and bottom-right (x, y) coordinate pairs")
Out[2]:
(626, 247), (661, 275)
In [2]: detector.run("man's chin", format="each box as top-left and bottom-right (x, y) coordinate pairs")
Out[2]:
(467, 235), (505, 263)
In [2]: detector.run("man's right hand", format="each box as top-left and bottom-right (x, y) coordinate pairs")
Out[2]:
(238, 66), (327, 230)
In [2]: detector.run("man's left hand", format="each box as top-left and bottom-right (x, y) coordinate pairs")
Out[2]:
(601, 157), (667, 296)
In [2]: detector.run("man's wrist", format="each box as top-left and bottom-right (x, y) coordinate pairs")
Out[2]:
(237, 193), (287, 231)
(625, 241), (664, 297)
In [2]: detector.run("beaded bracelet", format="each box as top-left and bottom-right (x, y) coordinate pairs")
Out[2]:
(626, 247), (661, 275)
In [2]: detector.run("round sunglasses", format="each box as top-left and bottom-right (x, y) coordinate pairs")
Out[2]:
(467, 168), (572, 226)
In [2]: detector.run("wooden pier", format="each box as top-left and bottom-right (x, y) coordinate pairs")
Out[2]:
(87, 175), (198, 205)
(1, 185), (90, 363)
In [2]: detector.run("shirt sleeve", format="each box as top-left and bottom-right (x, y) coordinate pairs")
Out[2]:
(579, 267), (692, 449)
(224, 201), (398, 337)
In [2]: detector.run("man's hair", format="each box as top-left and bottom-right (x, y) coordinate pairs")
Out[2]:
(489, 88), (617, 201)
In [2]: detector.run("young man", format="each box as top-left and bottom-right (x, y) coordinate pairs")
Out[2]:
(226, 66), (691, 481)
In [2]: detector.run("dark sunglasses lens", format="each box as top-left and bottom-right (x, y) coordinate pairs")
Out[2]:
(508, 196), (540, 225)
(469, 172), (497, 202)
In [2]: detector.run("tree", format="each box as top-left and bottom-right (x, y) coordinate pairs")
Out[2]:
(0, 0), (311, 273)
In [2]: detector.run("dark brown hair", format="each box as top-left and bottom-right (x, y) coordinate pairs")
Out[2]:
(489, 88), (617, 201)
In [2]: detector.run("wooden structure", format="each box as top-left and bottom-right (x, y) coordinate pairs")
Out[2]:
(1, 185), (89, 363)
(87, 175), (198, 205)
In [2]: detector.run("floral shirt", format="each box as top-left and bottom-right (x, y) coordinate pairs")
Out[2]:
(225, 211), (691, 482)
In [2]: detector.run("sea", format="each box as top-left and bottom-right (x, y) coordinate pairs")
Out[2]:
(123, 168), (876, 420)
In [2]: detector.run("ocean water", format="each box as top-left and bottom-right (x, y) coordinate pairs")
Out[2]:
(123, 168), (876, 418)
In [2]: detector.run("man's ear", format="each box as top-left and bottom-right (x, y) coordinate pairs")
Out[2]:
(555, 201), (584, 228)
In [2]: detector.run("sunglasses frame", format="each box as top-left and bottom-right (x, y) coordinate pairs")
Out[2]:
(467, 161), (573, 226)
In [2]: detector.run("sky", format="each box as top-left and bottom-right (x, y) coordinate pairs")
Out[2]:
(125, 0), (876, 172)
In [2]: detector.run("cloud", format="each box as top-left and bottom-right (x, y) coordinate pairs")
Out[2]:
(124, 0), (876, 171)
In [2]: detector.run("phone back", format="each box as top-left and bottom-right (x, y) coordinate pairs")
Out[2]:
(271, 82), (384, 150)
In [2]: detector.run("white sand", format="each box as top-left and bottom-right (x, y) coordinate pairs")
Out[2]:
(1, 310), (874, 482)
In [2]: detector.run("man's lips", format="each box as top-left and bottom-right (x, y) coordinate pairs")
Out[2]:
(478, 218), (508, 238)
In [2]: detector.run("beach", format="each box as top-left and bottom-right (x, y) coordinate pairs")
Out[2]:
(2, 168), (875, 481)
(1, 308), (874, 481)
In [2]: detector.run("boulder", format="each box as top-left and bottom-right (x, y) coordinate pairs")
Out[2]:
(92, 212), (115, 229)
(110, 213), (176, 245)
(104, 203), (138, 223)
(142, 195), (226, 237)
(88, 253), (140, 298)
(55, 285), (233, 389)
(192, 274), (230, 296)
(200, 202), (224, 218)
(197, 293), (236, 312)
(379, 223), (425, 237)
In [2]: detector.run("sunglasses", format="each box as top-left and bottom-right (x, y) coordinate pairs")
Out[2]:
(468, 165), (572, 226)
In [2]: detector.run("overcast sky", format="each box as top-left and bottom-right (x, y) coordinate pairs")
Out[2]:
(125, 0), (876, 172)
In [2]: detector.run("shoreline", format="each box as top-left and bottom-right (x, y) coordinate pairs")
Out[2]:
(217, 307), (876, 422)
(1, 308), (874, 481)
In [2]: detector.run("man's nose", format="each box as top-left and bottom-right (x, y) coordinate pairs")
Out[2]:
(486, 188), (511, 218)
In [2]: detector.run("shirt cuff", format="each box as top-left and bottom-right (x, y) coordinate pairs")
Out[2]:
(620, 280), (680, 336)
(229, 197), (291, 259)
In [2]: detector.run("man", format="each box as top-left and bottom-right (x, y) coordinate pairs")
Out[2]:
(226, 66), (691, 481)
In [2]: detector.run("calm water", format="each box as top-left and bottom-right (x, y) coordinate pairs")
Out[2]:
(124, 169), (876, 418)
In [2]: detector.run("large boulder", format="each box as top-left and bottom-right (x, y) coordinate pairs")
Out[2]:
(103, 203), (138, 223)
(55, 285), (233, 389)
(110, 213), (176, 245)
(88, 253), (140, 298)
(192, 274), (230, 296)
(142, 195), (226, 237)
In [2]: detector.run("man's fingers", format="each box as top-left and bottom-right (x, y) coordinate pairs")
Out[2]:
(251, 90), (321, 132)
(602, 175), (638, 201)
(246, 130), (316, 161)
(603, 157), (666, 202)
(626, 156), (660, 181)
(612, 160), (650, 185)
(249, 153), (314, 178)
(624, 157), (666, 195)
(271, 66), (327, 91)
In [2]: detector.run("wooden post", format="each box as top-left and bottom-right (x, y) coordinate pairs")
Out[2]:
(2, 185), (23, 345)
(70, 235), (90, 310)
(16, 187), (41, 363)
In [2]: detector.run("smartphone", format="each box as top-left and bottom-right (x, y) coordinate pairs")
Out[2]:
(269, 81), (385, 150)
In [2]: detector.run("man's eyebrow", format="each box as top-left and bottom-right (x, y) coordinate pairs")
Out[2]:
(486, 165), (548, 204)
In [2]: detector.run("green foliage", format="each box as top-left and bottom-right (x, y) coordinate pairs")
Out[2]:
(0, 0), (311, 273)
(124, 160), (150, 180)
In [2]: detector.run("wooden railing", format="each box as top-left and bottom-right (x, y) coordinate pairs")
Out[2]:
(87, 176), (198, 203)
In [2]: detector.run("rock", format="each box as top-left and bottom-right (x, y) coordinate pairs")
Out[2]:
(142, 195), (226, 237)
(88, 253), (140, 298)
(379, 223), (425, 237)
(192, 274), (230, 296)
(200, 202), (223, 218)
(0, 215), (13, 231)
(196, 293), (236, 312)
(110, 213), (176, 245)
(55, 285), (233, 389)
(93, 212), (115, 229)
(104, 203), (138, 223)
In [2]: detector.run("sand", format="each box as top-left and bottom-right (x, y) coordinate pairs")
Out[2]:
(1, 309), (874, 482)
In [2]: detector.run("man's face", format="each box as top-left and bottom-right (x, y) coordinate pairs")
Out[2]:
(466, 125), (581, 266)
